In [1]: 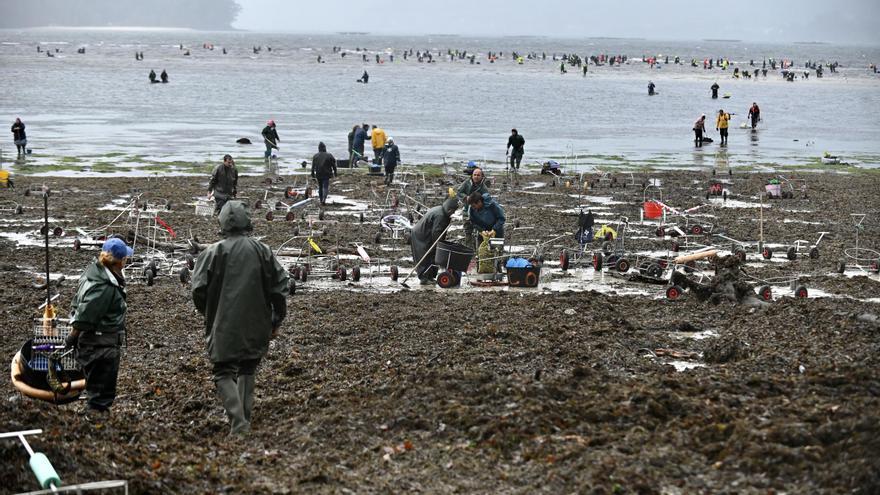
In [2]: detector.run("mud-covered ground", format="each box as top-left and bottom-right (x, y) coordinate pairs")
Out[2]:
(1, 167), (879, 494)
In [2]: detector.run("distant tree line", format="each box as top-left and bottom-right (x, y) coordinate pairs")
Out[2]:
(1, 0), (241, 30)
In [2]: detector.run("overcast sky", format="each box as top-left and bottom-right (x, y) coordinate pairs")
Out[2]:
(233, 0), (880, 45)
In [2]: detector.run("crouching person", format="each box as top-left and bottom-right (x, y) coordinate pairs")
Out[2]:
(66, 238), (132, 415)
(191, 201), (289, 435)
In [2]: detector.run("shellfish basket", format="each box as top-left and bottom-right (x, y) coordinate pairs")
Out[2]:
(194, 200), (214, 217)
(30, 318), (79, 372)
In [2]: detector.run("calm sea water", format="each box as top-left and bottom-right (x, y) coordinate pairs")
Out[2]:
(1, 29), (879, 173)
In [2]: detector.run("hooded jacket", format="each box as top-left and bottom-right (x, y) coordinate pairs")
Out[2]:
(371, 127), (386, 149)
(410, 197), (458, 266)
(456, 176), (489, 220)
(192, 201), (289, 363)
(312, 143), (337, 179)
(469, 193), (506, 234)
(70, 259), (127, 334)
(262, 125), (279, 147)
(383, 142), (400, 169)
(11, 121), (26, 141)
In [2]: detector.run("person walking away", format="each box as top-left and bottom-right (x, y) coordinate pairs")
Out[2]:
(506, 129), (525, 171)
(371, 124), (387, 164)
(149, 69), (157, 83)
(693, 114), (707, 147)
(748, 102), (761, 129)
(208, 154), (238, 215)
(311, 142), (337, 205)
(352, 124), (368, 164)
(191, 201), (289, 435)
(716, 109), (731, 146)
(456, 167), (489, 247)
(648, 81), (656, 95)
(262, 120), (280, 160)
(160, 69), (168, 83)
(11, 118), (26, 155)
(710, 82), (720, 99)
(467, 192), (506, 246)
(409, 197), (459, 284)
(382, 138), (401, 185)
(65, 238), (132, 416)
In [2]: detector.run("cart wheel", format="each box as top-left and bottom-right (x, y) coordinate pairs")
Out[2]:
(329, 259), (338, 272)
(671, 241), (679, 253)
(336, 267), (347, 282)
(786, 246), (797, 261)
(758, 285), (772, 301)
(285, 211), (295, 221)
(390, 265), (399, 281)
(656, 227), (665, 237)
(185, 253), (195, 270)
(794, 285), (808, 298)
(289, 265), (299, 278)
(359, 212), (364, 223)
(734, 248), (747, 262)
(288, 278), (296, 295)
(179, 267), (190, 284)
(559, 250), (570, 271)
(24, 189), (30, 197)
(52, 227), (63, 237)
(374, 232), (382, 244)
(592, 252), (604, 272)
(647, 263), (662, 278)
(15, 205), (23, 215)
(165, 200), (173, 211)
(836, 261), (846, 274)
(148, 260), (158, 277)
(300, 267), (308, 282)
(666, 285), (683, 300)
(809, 247), (819, 260)
(265, 211), (274, 221)
(73, 238), (81, 251)
(407, 212), (414, 224)
(684, 260), (696, 273)
(254, 199), (263, 210)
(762, 247), (773, 260)
(285, 187), (294, 199)
(352, 266), (361, 282)
(264, 177), (273, 185)
(318, 210), (325, 221)
(602, 241), (614, 255)
(615, 258), (630, 273)
(690, 225), (704, 235)
(145, 269), (155, 287)
(303, 187), (311, 199)
(437, 271), (455, 289)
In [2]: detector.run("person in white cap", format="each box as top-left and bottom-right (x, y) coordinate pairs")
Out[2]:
(382, 137), (401, 185)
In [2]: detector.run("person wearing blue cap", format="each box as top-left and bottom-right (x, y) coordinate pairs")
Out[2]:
(65, 237), (132, 416)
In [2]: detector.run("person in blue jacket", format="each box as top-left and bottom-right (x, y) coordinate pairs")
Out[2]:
(466, 192), (506, 241)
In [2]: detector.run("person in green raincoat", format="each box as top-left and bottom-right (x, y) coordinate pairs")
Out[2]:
(191, 201), (289, 435)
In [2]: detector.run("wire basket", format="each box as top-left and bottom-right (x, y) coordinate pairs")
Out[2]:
(195, 200), (214, 217)
(30, 318), (79, 372)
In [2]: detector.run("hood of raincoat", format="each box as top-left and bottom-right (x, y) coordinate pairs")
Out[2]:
(441, 197), (459, 216)
(218, 200), (252, 235)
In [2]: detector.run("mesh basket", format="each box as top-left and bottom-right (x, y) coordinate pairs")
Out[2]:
(195, 200), (214, 217)
(30, 318), (79, 372)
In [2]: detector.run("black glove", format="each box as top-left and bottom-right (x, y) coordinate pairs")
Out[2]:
(65, 331), (79, 349)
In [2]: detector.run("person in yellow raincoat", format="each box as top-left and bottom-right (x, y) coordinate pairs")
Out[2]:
(716, 109), (731, 146)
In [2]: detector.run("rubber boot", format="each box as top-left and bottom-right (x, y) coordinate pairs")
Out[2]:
(238, 375), (256, 423)
(216, 377), (249, 435)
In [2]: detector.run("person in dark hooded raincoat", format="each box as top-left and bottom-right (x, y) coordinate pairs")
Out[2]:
(191, 201), (289, 435)
(409, 197), (459, 284)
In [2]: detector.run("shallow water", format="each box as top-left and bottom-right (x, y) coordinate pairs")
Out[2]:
(1, 29), (879, 173)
